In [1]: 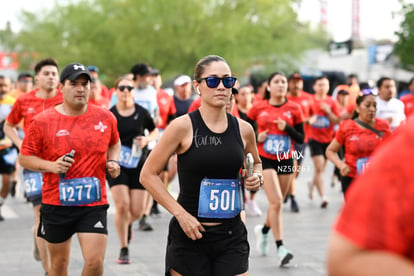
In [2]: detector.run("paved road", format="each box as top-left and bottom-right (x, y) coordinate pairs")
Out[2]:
(0, 150), (344, 275)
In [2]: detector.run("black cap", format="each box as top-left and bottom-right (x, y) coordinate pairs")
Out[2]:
(17, 72), (32, 81)
(150, 68), (160, 76)
(288, 73), (303, 81)
(60, 63), (91, 83)
(130, 63), (151, 77)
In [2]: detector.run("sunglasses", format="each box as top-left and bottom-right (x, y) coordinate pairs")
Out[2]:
(358, 88), (378, 97)
(118, 85), (134, 92)
(197, 76), (237, 89)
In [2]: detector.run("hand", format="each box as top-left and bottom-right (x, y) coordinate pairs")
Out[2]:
(274, 117), (287, 131)
(53, 154), (74, 174)
(320, 103), (331, 114)
(243, 171), (261, 191)
(339, 163), (350, 176)
(134, 136), (148, 148)
(175, 211), (205, 240)
(257, 129), (269, 143)
(106, 160), (121, 178)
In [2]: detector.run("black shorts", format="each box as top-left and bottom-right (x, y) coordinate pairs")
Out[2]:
(308, 139), (330, 158)
(0, 147), (17, 174)
(261, 156), (295, 175)
(166, 216), (249, 276)
(38, 204), (109, 243)
(293, 142), (307, 165)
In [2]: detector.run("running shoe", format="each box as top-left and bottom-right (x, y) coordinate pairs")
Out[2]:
(278, 245), (293, 267)
(117, 247), (131, 264)
(290, 197), (300, 213)
(32, 226), (41, 261)
(254, 224), (269, 256)
(321, 196), (329, 209)
(139, 217), (153, 231)
(245, 199), (263, 217)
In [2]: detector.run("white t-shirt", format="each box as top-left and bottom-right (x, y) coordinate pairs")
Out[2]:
(134, 86), (159, 149)
(376, 97), (405, 130)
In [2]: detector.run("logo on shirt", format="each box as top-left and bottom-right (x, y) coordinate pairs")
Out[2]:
(94, 121), (107, 132)
(194, 128), (222, 148)
(27, 107), (36, 114)
(349, 135), (359, 141)
(283, 111), (292, 119)
(56, 129), (70, 137)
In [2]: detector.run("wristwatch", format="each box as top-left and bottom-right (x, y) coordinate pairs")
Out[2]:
(253, 172), (264, 186)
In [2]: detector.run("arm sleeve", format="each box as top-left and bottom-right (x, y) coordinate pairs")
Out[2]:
(285, 122), (304, 143)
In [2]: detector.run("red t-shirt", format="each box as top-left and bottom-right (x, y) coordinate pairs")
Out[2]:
(247, 100), (303, 160)
(400, 94), (414, 117)
(21, 105), (119, 206)
(6, 89), (63, 132)
(157, 89), (176, 129)
(287, 91), (315, 142)
(335, 119), (391, 178)
(335, 118), (414, 261)
(308, 95), (340, 143)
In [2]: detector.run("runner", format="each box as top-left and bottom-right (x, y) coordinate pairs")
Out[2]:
(140, 55), (262, 276)
(19, 62), (120, 276)
(106, 76), (158, 264)
(3, 58), (63, 274)
(326, 88), (392, 197)
(247, 72), (304, 266)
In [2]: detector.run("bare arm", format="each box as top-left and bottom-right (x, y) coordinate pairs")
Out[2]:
(3, 120), (22, 149)
(19, 154), (73, 175)
(106, 139), (121, 178)
(328, 233), (414, 276)
(326, 139), (350, 176)
(140, 116), (205, 240)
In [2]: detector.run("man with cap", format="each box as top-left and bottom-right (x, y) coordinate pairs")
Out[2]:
(18, 62), (121, 276)
(4, 57), (63, 275)
(87, 65), (111, 105)
(173, 74), (194, 117)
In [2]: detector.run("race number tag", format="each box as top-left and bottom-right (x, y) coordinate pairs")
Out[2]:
(2, 147), (18, 165)
(263, 134), (292, 155)
(59, 177), (101, 206)
(118, 145), (140, 169)
(311, 115), (330, 129)
(198, 178), (243, 219)
(23, 169), (43, 198)
(356, 157), (370, 175)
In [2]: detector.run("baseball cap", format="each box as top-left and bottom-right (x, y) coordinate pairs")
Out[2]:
(150, 68), (160, 76)
(17, 72), (32, 81)
(174, 75), (192, 86)
(87, 65), (99, 73)
(337, 89), (349, 95)
(60, 63), (92, 83)
(288, 73), (303, 81)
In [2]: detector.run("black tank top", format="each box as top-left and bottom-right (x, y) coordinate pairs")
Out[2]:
(177, 109), (244, 222)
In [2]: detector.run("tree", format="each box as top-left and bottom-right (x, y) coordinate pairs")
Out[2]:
(394, 1), (414, 70)
(10, 0), (328, 85)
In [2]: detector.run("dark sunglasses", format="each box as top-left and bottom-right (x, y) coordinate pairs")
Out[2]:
(118, 85), (134, 92)
(197, 76), (237, 89)
(358, 88), (377, 97)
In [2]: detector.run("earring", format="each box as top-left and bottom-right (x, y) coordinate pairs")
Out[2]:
(197, 87), (201, 95)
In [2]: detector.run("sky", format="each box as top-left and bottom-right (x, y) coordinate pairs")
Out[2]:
(0, 0), (411, 41)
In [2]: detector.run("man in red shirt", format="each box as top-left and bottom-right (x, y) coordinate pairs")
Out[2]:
(3, 58), (63, 274)
(19, 63), (121, 276)
(327, 116), (414, 275)
(400, 77), (414, 118)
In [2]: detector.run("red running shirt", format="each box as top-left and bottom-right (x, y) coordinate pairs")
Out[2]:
(335, 118), (414, 261)
(247, 100), (303, 160)
(157, 89), (176, 129)
(6, 89), (63, 132)
(287, 91), (315, 142)
(20, 105), (119, 206)
(308, 95), (340, 143)
(335, 119), (391, 178)
(400, 94), (414, 117)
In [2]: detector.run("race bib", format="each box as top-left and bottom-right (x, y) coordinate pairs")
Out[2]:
(198, 178), (243, 219)
(356, 157), (370, 175)
(119, 145), (141, 169)
(59, 177), (101, 206)
(263, 134), (291, 155)
(2, 147), (18, 165)
(23, 170), (43, 198)
(311, 115), (330, 129)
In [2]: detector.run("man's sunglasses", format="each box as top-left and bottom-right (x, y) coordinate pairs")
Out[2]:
(358, 88), (378, 97)
(118, 85), (134, 92)
(197, 77), (237, 89)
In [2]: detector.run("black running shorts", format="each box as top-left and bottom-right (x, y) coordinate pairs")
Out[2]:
(38, 204), (108, 243)
(308, 139), (330, 158)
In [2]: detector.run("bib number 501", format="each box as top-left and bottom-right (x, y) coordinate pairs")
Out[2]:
(209, 189), (236, 211)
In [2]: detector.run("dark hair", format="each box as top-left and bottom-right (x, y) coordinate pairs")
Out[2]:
(130, 63), (151, 80)
(351, 91), (376, 119)
(194, 55), (227, 80)
(376, 77), (393, 89)
(264, 72), (285, 100)
(313, 75), (329, 85)
(34, 58), (58, 75)
(408, 77), (414, 87)
(347, 73), (358, 79)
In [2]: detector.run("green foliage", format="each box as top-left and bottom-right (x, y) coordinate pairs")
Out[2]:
(8, 0), (327, 86)
(394, 1), (414, 70)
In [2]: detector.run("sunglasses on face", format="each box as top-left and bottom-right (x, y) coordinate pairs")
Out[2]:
(358, 88), (378, 97)
(197, 76), (237, 89)
(118, 85), (134, 92)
